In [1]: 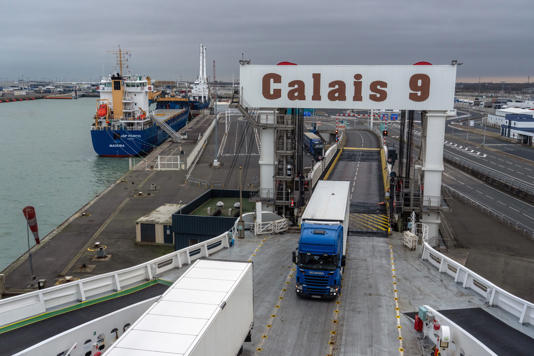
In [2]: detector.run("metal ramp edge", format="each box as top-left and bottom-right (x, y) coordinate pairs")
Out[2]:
(349, 213), (390, 237)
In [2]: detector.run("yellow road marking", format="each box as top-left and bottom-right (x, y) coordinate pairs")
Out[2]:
(255, 266), (294, 354)
(389, 244), (404, 356)
(323, 148), (343, 180)
(343, 147), (381, 151)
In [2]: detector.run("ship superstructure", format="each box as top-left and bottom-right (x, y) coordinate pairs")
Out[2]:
(90, 47), (190, 157)
(189, 44), (210, 110)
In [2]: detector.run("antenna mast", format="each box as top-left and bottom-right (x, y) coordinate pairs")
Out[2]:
(109, 46), (130, 77)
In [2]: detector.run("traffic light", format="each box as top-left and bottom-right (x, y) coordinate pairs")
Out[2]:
(290, 199), (295, 208)
(382, 130), (388, 137)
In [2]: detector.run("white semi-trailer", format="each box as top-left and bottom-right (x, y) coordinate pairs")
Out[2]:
(105, 259), (253, 356)
(294, 180), (351, 298)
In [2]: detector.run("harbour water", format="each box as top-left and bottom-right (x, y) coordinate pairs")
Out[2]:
(0, 98), (129, 271)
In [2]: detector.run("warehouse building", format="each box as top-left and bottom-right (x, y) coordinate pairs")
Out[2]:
(500, 112), (534, 146)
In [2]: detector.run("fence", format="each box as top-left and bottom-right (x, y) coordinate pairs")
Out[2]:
(254, 218), (289, 235)
(419, 224), (534, 326)
(154, 155), (186, 170)
(0, 233), (230, 327)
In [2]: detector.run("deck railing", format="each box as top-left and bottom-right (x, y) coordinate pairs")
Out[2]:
(0, 233), (230, 327)
(419, 223), (534, 326)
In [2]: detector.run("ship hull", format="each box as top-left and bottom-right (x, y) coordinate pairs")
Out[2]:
(91, 108), (189, 157)
(189, 98), (210, 110)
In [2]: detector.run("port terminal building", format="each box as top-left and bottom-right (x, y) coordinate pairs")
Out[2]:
(487, 107), (534, 146)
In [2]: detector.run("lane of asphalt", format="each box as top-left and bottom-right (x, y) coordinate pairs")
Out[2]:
(239, 129), (384, 355)
(388, 122), (534, 193)
(450, 107), (534, 162)
(385, 125), (534, 235)
(442, 165), (534, 233)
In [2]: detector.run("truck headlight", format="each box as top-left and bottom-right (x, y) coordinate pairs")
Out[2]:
(296, 283), (303, 291)
(329, 287), (339, 294)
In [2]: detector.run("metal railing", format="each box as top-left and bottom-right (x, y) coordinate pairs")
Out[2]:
(153, 155), (186, 170)
(254, 218), (289, 235)
(151, 117), (181, 142)
(0, 233), (230, 327)
(419, 222), (534, 326)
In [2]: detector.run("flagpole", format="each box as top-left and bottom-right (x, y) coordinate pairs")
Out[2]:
(26, 223), (35, 280)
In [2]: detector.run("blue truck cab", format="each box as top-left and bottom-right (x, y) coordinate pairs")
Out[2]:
(292, 180), (350, 299)
(293, 223), (345, 298)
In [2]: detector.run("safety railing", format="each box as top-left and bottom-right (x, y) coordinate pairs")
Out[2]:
(444, 150), (534, 197)
(420, 224), (534, 326)
(420, 305), (498, 356)
(254, 218), (289, 235)
(154, 155), (186, 170)
(421, 195), (441, 210)
(0, 233), (230, 327)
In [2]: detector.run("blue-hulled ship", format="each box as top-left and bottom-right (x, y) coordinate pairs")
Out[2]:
(90, 49), (190, 157)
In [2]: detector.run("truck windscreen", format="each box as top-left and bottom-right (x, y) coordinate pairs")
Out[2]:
(298, 253), (337, 270)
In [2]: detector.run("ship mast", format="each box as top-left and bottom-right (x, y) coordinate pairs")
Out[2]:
(109, 46), (130, 77)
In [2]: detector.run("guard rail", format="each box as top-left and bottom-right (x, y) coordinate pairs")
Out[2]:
(444, 150), (534, 198)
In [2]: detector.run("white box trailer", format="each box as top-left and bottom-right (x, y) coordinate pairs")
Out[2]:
(301, 180), (351, 256)
(104, 259), (253, 356)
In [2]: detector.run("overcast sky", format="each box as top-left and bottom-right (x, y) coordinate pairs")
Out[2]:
(1, 0), (532, 82)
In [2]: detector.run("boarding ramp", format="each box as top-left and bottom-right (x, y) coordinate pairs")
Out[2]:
(151, 109), (185, 142)
(328, 143), (390, 237)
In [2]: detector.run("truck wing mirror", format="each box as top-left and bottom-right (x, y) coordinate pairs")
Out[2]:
(341, 256), (346, 267)
(292, 251), (297, 264)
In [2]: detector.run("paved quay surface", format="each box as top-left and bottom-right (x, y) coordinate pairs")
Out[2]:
(1, 113), (238, 291)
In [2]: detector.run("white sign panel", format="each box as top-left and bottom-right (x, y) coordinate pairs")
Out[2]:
(240, 65), (456, 110)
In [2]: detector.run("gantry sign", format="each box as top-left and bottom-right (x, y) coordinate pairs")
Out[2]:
(240, 65), (456, 110)
(239, 64), (458, 241)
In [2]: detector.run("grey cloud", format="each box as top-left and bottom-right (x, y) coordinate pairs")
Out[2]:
(1, 0), (532, 81)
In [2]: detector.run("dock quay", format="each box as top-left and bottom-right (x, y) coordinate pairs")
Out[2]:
(0, 110), (264, 294)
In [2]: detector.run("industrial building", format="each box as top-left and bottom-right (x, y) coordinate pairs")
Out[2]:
(493, 108), (534, 145)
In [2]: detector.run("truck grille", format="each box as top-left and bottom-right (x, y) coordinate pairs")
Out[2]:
(304, 274), (329, 294)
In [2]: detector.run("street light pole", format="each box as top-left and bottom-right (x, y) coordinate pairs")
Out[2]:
(482, 116), (487, 146)
(239, 165), (244, 238)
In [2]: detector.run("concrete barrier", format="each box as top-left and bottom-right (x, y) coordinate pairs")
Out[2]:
(186, 116), (217, 172)
(308, 130), (345, 187)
